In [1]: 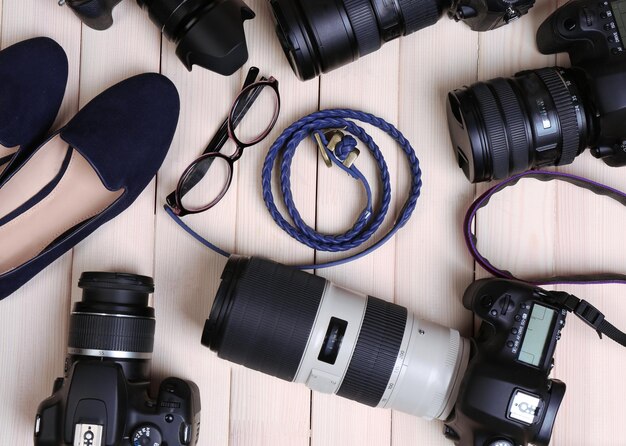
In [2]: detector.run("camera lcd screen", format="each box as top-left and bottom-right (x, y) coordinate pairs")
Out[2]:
(518, 304), (556, 366)
(615, 0), (626, 38)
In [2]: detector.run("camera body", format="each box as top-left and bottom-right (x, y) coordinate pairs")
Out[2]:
(34, 272), (201, 446)
(444, 279), (567, 446)
(35, 362), (201, 446)
(63, 0), (255, 75)
(537, 0), (626, 166)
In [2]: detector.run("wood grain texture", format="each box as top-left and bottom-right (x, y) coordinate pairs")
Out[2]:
(1, 0), (625, 445)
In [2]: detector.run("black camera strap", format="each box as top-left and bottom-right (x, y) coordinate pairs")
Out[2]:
(464, 169), (626, 347)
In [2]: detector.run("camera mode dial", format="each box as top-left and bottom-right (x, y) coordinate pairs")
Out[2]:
(132, 424), (162, 446)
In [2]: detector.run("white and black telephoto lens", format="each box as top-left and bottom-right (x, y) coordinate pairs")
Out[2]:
(202, 256), (470, 421)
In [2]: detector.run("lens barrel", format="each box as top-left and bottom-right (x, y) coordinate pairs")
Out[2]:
(68, 272), (156, 362)
(268, 0), (445, 81)
(203, 256), (469, 420)
(447, 67), (590, 183)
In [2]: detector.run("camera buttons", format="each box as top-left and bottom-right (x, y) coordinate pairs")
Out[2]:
(132, 425), (162, 446)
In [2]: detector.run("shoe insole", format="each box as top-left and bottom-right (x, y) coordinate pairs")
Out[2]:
(0, 137), (69, 218)
(0, 144), (18, 176)
(0, 135), (123, 274)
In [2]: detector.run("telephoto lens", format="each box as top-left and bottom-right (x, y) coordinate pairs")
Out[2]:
(446, 67), (591, 183)
(202, 256), (470, 420)
(68, 272), (157, 378)
(268, 0), (448, 81)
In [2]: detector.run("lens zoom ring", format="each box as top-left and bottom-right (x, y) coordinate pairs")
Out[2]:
(337, 296), (407, 407)
(343, 0), (382, 56)
(398, 0), (441, 35)
(536, 68), (580, 166)
(473, 83), (509, 180)
(69, 313), (155, 353)
(217, 258), (325, 381)
(490, 78), (530, 173)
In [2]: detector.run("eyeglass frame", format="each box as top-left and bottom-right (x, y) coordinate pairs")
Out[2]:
(166, 67), (281, 217)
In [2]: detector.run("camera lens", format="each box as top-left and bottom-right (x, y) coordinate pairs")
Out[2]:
(137, 0), (255, 75)
(268, 0), (445, 81)
(447, 67), (590, 183)
(203, 256), (469, 420)
(68, 272), (156, 362)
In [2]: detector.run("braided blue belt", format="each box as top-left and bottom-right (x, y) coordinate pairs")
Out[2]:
(166, 108), (423, 269)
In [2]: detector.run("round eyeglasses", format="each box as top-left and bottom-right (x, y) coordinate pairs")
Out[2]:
(166, 67), (280, 217)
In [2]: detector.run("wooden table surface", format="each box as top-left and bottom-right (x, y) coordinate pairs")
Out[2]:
(1, 1), (625, 445)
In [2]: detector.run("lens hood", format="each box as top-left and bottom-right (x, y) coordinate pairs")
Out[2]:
(168, 0), (255, 75)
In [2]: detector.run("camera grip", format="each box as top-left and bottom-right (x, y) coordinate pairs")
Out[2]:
(66, 0), (123, 30)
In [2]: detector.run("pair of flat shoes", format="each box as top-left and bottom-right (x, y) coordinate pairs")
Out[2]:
(0, 37), (180, 300)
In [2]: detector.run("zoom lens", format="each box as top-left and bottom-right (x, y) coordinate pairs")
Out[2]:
(268, 0), (446, 81)
(68, 272), (156, 380)
(202, 256), (470, 420)
(137, 0), (255, 75)
(447, 67), (591, 183)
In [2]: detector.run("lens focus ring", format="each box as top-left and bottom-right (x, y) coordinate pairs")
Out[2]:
(337, 296), (407, 407)
(69, 313), (155, 355)
(472, 83), (510, 180)
(398, 0), (441, 35)
(490, 78), (530, 172)
(535, 68), (580, 166)
(343, 0), (382, 56)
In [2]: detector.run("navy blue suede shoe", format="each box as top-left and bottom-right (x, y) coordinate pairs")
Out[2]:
(0, 37), (68, 179)
(0, 73), (180, 300)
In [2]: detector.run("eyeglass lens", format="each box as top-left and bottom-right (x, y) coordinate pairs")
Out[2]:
(230, 83), (280, 146)
(179, 155), (233, 212)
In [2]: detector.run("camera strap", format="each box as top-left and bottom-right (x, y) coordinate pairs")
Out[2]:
(464, 169), (626, 346)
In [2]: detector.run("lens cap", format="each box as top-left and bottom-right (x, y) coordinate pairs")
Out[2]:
(79, 272), (154, 293)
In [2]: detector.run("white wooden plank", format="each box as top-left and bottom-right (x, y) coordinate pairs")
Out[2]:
(0, 2), (81, 445)
(392, 18), (478, 445)
(312, 38), (402, 446)
(152, 33), (240, 446)
(226, 0), (319, 444)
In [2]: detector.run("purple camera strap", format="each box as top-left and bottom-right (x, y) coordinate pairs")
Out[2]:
(465, 169), (626, 286)
(464, 170), (626, 347)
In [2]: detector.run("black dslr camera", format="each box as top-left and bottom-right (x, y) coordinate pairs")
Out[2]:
(444, 279), (567, 446)
(62, 0), (255, 75)
(35, 272), (201, 446)
(447, 0), (626, 182)
(269, 0), (535, 80)
(199, 256), (614, 445)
